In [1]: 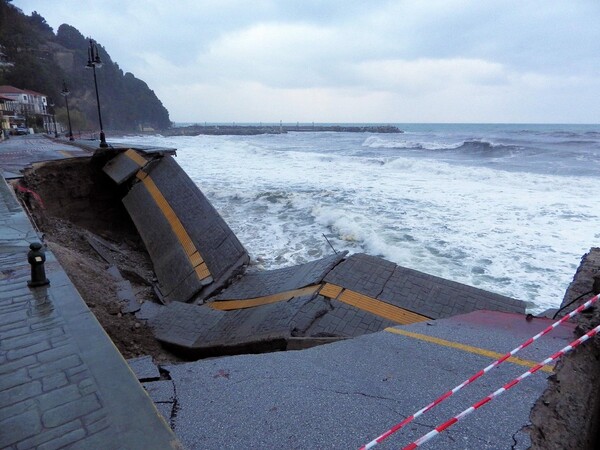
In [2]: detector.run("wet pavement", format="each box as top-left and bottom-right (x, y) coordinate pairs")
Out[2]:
(158, 311), (574, 449)
(0, 136), (180, 449)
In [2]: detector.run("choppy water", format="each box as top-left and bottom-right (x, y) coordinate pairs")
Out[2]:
(114, 123), (600, 312)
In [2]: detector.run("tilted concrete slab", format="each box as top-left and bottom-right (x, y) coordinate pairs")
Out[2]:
(324, 252), (397, 297)
(212, 252), (346, 300)
(122, 155), (249, 302)
(123, 180), (209, 302)
(151, 295), (320, 356)
(324, 253), (525, 319)
(102, 149), (149, 184)
(150, 252), (526, 356)
(151, 291), (408, 356)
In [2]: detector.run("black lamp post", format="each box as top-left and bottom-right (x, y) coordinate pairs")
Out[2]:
(86, 39), (108, 148)
(60, 81), (74, 141)
(49, 100), (58, 138)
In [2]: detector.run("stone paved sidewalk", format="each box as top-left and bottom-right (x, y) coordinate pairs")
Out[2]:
(0, 168), (180, 448)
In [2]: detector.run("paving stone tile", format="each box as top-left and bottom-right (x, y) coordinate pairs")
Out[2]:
(28, 355), (82, 379)
(127, 355), (160, 381)
(38, 428), (87, 450)
(0, 380), (42, 407)
(15, 419), (81, 450)
(41, 393), (102, 428)
(0, 410), (42, 448)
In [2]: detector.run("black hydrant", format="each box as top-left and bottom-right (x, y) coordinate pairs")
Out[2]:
(27, 242), (50, 287)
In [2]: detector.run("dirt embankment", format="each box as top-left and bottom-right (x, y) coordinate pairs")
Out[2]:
(529, 248), (600, 449)
(16, 156), (180, 363)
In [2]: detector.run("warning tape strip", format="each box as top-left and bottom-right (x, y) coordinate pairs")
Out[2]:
(15, 183), (45, 209)
(403, 321), (600, 450)
(360, 294), (599, 449)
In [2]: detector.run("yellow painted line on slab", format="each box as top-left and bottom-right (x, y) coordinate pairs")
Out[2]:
(209, 285), (321, 310)
(137, 170), (212, 282)
(339, 290), (430, 325)
(319, 283), (429, 325)
(319, 283), (343, 299)
(59, 150), (73, 157)
(384, 327), (554, 373)
(124, 148), (148, 167)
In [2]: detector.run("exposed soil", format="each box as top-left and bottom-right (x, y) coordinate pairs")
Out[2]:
(16, 156), (181, 363)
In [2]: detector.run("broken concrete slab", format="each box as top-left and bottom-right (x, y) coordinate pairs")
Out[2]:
(122, 155), (249, 303)
(142, 380), (176, 403)
(150, 290), (406, 357)
(150, 296), (314, 354)
(324, 253), (396, 298)
(102, 149), (148, 184)
(127, 355), (161, 381)
(324, 253), (525, 319)
(136, 300), (163, 321)
(302, 296), (397, 337)
(213, 252), (346, 300)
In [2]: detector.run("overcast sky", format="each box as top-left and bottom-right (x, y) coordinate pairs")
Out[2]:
(12, 0), (600, 123)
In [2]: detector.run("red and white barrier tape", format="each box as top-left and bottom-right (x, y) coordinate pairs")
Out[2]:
(15, 183), (45, 209)
(403, 322), (600, 450)
(360, 294), (598, 450)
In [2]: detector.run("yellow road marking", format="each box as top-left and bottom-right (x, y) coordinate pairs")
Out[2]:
(124, 148), (148, 167)
(320, 283), (343, 299)
(384, 327), (554, 373)
(319, 283), (429, 325)
(209, 285), (321, 310)
(59, 150), (73, 157)
(137, 170), (211, 282)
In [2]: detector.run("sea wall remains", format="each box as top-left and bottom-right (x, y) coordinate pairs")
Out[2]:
(529, 248), (600, 450)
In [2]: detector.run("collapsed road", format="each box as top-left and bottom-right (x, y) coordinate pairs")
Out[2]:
(1, 135), (598, 448)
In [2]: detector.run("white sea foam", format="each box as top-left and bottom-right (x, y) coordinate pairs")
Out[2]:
(363, 135), (464, 150)
(114, 131), (600, 313)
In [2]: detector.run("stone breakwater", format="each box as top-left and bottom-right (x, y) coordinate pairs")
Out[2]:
(161, 124), (403, 136)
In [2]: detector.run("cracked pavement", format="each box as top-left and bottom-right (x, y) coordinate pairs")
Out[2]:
(130, 310), (576, 449)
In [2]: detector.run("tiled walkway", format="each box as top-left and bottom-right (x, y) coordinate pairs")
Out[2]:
(0, 152), (180, 448)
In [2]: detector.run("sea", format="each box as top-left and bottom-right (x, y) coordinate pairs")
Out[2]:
(113, 123), (600, 313)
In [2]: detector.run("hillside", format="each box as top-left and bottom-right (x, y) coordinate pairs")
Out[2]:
(0, 0), (170, 131)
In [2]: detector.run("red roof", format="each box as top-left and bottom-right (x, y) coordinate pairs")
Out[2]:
(0, 94), (14, 101)
(0, 85), (46, 97)
(0, 85), (24, 94)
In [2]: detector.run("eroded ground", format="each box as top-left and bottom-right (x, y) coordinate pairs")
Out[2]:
(15, 157), (180, 362)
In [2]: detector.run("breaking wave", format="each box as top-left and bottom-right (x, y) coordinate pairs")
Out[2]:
(362, 136), (518, 155)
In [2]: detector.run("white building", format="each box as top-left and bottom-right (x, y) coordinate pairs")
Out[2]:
(0, 85), (52, 133)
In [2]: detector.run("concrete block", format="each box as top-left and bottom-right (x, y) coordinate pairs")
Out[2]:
(127, 355), (160, 381)
(323, 253), (395, 298)
(102, 150), (145, 184)
(122, 155), (249, 302)
(215, 252), (345, 300)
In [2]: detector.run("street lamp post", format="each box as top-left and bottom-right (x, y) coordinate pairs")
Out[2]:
(60, 81), (74, 141)
(49, 100), (58, 138)
(86, 39), (108, 148)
